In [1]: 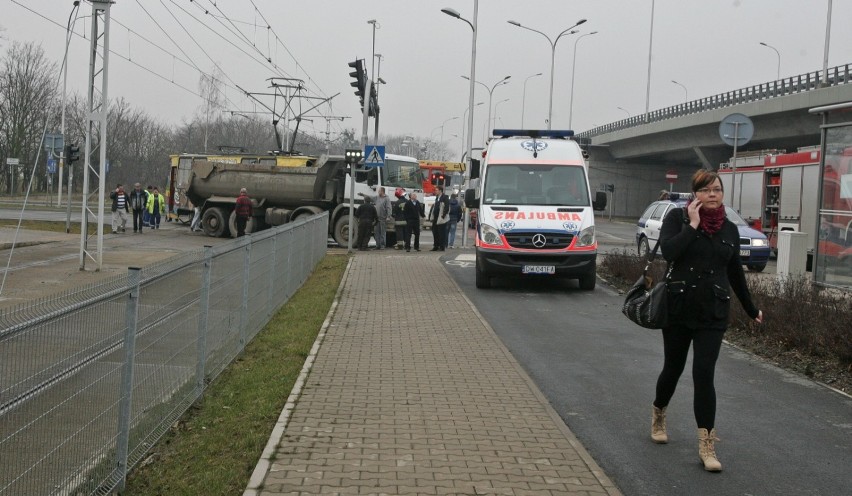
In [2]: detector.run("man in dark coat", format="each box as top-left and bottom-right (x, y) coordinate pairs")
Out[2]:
(403, 192), (425, 252)
(355, 196), (378, 250)
(430, 186), (450, 251)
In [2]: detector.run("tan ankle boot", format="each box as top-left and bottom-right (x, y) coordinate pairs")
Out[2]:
(698, 428), (722, 472)
(651, 405), (668, 444)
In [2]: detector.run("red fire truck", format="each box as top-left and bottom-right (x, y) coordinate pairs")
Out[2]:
(719, 145), (852, 268)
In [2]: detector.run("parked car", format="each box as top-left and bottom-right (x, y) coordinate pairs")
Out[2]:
(636, 194), (771, 272)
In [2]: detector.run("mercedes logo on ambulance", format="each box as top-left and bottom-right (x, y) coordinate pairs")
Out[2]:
(521, 140), (548, 152)
(532, 233), (547, 248)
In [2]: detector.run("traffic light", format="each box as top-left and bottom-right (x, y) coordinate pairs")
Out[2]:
(345, 148), (363, 165)
(348, 59), (367, 111)
(64, 143), (81, 164)
(368, 82), (378, 118)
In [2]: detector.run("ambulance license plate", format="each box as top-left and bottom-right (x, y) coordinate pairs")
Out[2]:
(740, 249), (750, 257)
(523, 265), (555, 275)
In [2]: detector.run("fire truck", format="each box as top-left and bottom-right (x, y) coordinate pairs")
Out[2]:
(419, 160), (465, 196)
(719, 147), (821, 265)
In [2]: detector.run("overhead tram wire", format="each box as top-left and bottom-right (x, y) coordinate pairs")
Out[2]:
(197, 0), (342, 131)
(6, 0), (209, 103)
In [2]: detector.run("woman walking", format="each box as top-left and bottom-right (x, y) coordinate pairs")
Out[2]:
(651, 169), (763, 472)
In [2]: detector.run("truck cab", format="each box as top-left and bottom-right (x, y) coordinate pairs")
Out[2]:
(465, 130), (602, 290)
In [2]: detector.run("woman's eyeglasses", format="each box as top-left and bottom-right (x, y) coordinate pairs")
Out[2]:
(697, 187), (723, 194)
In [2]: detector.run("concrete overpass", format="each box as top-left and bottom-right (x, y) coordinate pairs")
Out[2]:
(580, 63), (852, 218)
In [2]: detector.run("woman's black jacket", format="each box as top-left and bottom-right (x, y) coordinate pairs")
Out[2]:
(660, 207), (759, 331)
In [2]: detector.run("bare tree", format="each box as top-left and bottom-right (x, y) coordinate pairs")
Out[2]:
(0, 42), (57, 194)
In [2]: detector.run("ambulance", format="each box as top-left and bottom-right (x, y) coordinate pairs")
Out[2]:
(464, 130), (606, 290)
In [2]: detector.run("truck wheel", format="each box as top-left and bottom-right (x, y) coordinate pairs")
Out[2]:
(333, 216), (351, 247)
(578, 268), (596, 290)
(228, 211), (258, 238)
(475, 260), (491, 289)
(202, 207), (230, 238)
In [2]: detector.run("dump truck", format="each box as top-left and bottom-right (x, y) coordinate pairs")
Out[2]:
(181, 152), (422, 246)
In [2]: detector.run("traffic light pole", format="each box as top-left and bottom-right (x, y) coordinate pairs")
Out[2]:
(347, 79), (373, 253)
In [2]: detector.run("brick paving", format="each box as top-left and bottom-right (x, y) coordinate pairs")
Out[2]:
(245, 250), (621, 496)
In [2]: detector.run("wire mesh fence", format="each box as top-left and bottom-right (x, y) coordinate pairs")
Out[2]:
(0, 213), (328, 495)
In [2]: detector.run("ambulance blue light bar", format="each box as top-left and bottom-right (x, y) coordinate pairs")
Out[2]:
(492, 129), (574, 139)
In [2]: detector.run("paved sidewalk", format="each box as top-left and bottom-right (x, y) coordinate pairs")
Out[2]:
(245, 251), (621, 496)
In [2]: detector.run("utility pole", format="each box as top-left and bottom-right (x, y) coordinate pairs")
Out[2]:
(79, 0), (113, 271)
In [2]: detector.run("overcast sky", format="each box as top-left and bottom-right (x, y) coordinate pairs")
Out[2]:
(3, 0), (851, 157)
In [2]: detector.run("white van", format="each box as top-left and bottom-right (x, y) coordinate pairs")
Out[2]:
(465, 130), (606, 290)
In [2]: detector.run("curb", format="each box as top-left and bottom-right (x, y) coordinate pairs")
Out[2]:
(242, 255), (353, 495)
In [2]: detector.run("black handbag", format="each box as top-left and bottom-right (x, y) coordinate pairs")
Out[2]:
(622, 239), (669, 329)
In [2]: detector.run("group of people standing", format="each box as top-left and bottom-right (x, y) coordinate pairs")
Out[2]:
(110, 183), (167, 233)
(353, 186), (464, 252)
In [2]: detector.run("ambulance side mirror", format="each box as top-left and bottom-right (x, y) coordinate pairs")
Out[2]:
(464, 188), (479, 209)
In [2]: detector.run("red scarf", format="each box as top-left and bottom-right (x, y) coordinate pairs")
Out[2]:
(687, 200), (726, 235)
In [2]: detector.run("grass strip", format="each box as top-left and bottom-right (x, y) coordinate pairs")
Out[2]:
(0, 219), (97, 234)
(122, 254), (349, 495)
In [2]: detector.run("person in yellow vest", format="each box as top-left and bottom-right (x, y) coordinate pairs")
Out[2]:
(146, 186), (166, 229)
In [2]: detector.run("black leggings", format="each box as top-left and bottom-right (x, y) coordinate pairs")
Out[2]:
(653, 327), (724, 430)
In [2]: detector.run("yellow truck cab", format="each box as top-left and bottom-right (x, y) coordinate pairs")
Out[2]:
(465, 129), (606, 290)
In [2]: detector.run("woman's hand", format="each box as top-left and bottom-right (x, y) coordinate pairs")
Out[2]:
(754, 310), (763, 324)
(687, 200), (702, 229)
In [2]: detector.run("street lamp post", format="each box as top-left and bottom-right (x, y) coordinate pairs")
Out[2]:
(462, 75), (510, 144)
(617, 106), (631, 118)
(521, 72), (542, 128)
(367, 20), (379, 80)
(507, 18), (586, 129)
(822, 0), (833, 86)
(493, 98), (509, 130)
(442, 3), (478, 248)
(439, 116), (459, 155)
(461, 102), (483, 162)
(645, 0), (655, 121)
(568, 31), (597, 129)
(373, 53), (384, 143)
(759, 41), (781, 80)
(671, 79), (688, 102)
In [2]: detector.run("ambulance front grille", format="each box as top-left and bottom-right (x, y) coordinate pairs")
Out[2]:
(504, 231), (573, 249)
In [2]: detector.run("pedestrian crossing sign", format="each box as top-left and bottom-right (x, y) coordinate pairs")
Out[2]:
(364, 145), (385, 167)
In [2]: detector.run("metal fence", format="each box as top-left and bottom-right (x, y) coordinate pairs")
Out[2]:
(0, 213), (329, 495)
(578, 63), (852, 138)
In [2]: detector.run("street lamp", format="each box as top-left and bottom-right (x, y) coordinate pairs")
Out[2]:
(671, 79), (688, 102)
(521, 72), (542, 128)
(442, 3), (478, 248)
(462, 75), (510, 143)
(759, 41), (781, 80)
(507, 18), (587, 129)
(461, 101), (484, 161)
(568, 31), (597, 129)
(367, 20), (380, 81)
(822, 0), (833, 86)
(493, 98), (509, 130)
(617, 106), (631, 118)
(439, 116), (459, 149)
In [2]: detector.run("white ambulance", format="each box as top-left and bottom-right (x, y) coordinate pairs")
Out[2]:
(464, 130), (606, 290)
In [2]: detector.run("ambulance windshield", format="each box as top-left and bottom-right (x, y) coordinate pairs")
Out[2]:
(483, 164), (590, 206)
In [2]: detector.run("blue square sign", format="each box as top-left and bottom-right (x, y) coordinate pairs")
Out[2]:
(364, 145), (385, 167)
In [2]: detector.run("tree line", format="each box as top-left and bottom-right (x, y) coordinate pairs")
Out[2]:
(0, 41), (458, 198)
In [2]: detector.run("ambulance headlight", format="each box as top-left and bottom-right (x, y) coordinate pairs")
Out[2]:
(576, 226), (595, 247)
(480, 223), (504, 247)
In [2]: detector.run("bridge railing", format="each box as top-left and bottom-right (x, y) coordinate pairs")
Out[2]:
(578, 63), (852, 138)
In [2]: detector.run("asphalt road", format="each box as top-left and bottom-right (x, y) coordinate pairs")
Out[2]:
(442, 251), (851, 496)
